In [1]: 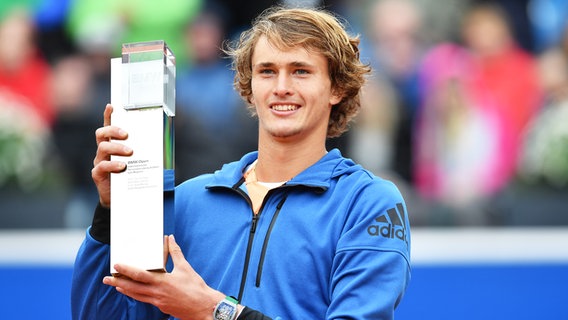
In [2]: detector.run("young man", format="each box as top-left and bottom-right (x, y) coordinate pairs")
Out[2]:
(72, 6), (411, 320)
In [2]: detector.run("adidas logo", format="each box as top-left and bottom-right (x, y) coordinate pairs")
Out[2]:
(367, 203), (408, 246)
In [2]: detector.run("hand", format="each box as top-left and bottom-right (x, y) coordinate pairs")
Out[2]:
(92, 104), (132, 208)
(103, 235), (225, 320)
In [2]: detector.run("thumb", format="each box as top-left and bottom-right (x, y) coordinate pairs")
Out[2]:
(168, 234), (187, 266)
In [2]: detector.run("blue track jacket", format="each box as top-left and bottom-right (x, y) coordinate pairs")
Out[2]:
(72, 149), (411, 319)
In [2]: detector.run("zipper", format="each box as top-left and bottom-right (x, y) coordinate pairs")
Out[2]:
(255, 195), (287, 287)
(233, 185), (288, 301)
(214, 177), (325, 301)
(228, 176), (293, 300)
(237, 213), (258, 302)
(231, 182), (257, 302)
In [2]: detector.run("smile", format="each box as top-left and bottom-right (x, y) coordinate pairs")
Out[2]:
(271, 104), (299, 111)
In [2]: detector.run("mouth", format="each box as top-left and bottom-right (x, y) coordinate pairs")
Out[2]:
(270, 104), (300, 111)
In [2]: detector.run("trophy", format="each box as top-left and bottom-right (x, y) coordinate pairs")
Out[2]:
(109, 40), (175, 274)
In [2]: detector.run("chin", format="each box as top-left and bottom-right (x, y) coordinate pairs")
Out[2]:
(267, 127), (302, 139)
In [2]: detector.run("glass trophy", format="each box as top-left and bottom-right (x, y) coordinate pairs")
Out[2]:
(109, 40), (175, 274)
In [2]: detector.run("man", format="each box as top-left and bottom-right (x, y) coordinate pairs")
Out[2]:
(72, 6), (411, 320)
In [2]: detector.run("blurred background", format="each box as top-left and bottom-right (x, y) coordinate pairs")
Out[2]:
(0, 0), (567, 318)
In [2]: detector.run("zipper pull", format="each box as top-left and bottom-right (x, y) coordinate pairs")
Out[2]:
(250, 215), (258, 233)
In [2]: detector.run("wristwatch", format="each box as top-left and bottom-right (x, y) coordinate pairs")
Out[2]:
(213, 296), (239, 320)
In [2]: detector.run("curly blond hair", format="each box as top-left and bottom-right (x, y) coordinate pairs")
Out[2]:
(225, 6), (371, 138)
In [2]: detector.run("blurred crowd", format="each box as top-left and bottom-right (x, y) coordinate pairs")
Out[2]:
(1, 0), (567, 228)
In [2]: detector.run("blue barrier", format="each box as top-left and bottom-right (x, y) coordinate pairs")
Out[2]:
(1, 229), (566, 319)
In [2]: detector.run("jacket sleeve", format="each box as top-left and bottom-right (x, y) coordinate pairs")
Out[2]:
(327, 249), (410, 319)
(327, 180), (411, 319)
(71, 205), (166, 320)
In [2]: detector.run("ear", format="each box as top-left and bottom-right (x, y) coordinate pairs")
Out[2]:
(329, 90), (343, 107)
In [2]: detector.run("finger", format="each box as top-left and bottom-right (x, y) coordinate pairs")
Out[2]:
(93, 140), (132, 167)
(112, 264), (154, 284)
(168, 235), (187, 267)
(168, 235), (196, 274)
(97, 140), (133, 158)
(92, 160), (127, 178)
(103, 103), (113, 127)
(102, 275), (121, 287)
(95, 126), (129, 146)
(103, 276), (155, 304)
(115, 286), (155, 304)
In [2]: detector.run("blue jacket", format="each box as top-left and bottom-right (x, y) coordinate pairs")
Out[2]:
(72, 149), (411, 319)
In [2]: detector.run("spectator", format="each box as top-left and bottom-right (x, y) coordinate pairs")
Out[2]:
(50, 9), (119, 228)
(519, 23), (568, 187)
(0, 8), (54, 126)
(50, 54), (100, 228)
(175, 6), (257, 181)
(351, 0), (426, 181)
(414, 2), (542, 224)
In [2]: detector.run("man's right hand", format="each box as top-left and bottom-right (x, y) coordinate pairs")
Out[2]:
(92, 104), (133, 208)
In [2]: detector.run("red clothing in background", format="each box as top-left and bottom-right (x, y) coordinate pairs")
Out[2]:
(0, 52), (53, 126)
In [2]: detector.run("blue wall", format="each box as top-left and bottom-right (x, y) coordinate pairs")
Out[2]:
(1, 263), (567, 319)
(396, 264), (568, 319)
(0, 265), (74, 318)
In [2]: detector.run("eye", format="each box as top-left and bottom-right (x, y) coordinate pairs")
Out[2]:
(294, 69), (310, 75)
(258, 68), (275, 75)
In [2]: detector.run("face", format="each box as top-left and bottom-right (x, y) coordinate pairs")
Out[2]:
(250, 36), (342, 142)
(462, 9), (510, 56)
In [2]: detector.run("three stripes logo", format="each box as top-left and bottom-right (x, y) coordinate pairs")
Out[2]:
(367, 203), (409, 247)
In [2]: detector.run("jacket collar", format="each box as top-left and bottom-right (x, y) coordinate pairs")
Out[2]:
(205, 148), (359, 191)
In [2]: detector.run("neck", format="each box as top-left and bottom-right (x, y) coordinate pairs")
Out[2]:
(255, 133), (327, 182)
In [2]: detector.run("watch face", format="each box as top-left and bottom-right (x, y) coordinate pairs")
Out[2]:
(214, 301), (236, 320)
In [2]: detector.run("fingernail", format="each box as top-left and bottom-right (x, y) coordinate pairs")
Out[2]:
(119, 129), (127, 137)
(123, 146), (132, 153)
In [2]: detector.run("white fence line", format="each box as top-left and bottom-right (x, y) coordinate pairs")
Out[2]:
(410, 227), (568, 265)
(0, 229), (86, 265)
(1, 227), (568, 265)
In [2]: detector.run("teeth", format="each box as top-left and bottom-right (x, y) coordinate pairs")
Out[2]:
(272, 105), (298, 111)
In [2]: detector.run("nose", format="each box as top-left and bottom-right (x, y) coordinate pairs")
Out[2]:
(273, 73), (293, 96)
